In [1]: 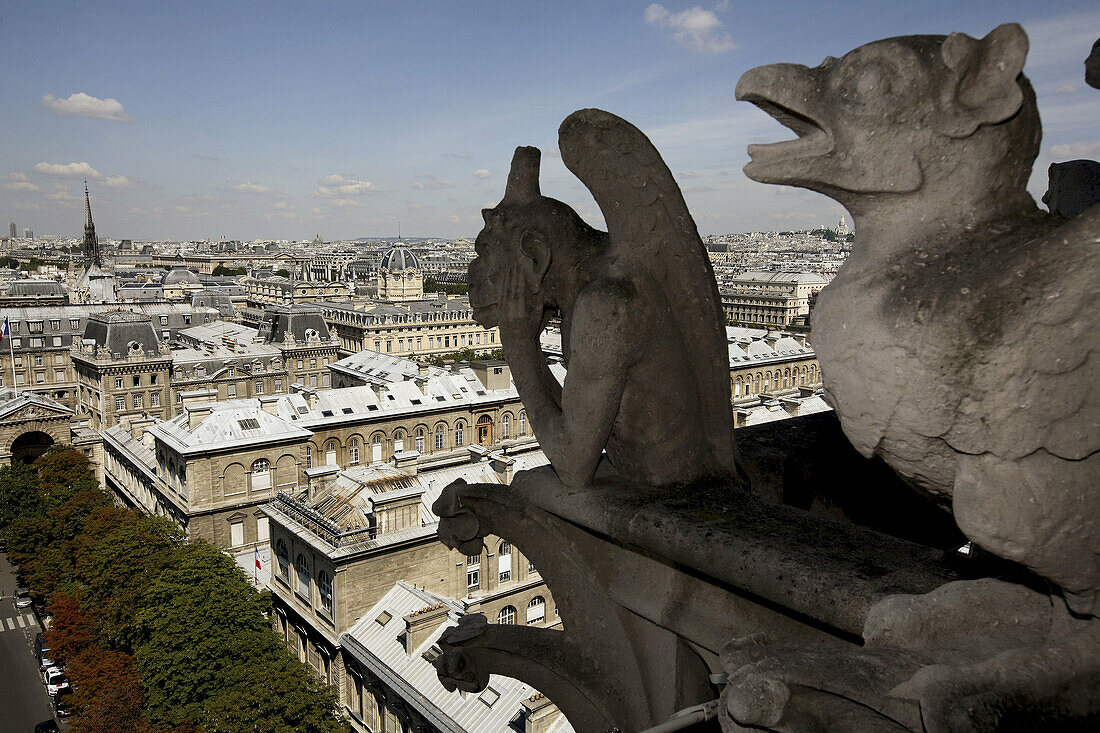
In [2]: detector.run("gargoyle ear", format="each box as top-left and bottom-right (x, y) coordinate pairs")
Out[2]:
(937, 23), (1028, 138)
(502, 146), (542, 205)
(518, 230), (551, 293)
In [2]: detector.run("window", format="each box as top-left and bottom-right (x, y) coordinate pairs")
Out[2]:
(393, 430), (404, 453)
(115, 396), (125, 411)
(251, 458), (271, 490)
(297, 360), (303, 370)
(519, 412), (527, 436)
(305, 445), (312, 469)
(54, 354), (63, 365)
(177, 392), (183, 403)
(227, 384), (236, 398)
(275, 378), (282, 390)
(160, 315), (169, 326)
(526, 596), (546, 624)
(133, 375), (141, 387)
(115, 377), (123, 389)
(35, 372), (44, 384)
(454, 421), (464, 447)
(33, 356), (43, 367)
(415, 428), (424, 453)
(466, 553), (480, 592)
(52, 337), (61, 347)
(295, 554), (310, 598)
(28, 321), (42, 333)
(325, 441), (337, 465)
(318, 571), (333, 614)
(497, 606), (516, 625)
(276, 540), (289, 579)
(349, 438), (360, 465)
(502, 414), (511, 439)
(150, 373), (158, 385)
(70, 319), (79, 329)
(498, 542), (512, 583)
(230, 521), (244, 547)
(435, 425), (445, 451)
(238, 418), (260, 431)
(257, 516), (269, 542)
(54, 370), (65, 382)
(309, 375), (317, 387)
(133, 394), (143, 409)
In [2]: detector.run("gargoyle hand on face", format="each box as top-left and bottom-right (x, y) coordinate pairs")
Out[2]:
(495, 255), (547, 337)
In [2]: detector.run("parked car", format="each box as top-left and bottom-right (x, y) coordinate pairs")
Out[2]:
(13, 586), (32, 609)
(54, 688), (73, 718)
(34, 721), (60, 733)
(34, 634), (56, 670)
(41, 666), (69, 696)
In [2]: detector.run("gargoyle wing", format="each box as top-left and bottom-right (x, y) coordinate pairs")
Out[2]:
(558, 108), (737, 474)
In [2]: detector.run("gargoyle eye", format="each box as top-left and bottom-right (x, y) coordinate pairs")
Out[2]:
(856, 63), (892, 97)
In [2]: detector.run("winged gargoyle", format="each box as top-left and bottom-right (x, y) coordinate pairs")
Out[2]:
(468, 109), (743, 491)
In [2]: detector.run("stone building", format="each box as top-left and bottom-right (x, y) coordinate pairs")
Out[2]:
(262, 449), (559, 732)
(320, 296), (501, 359)
(726, 327), (822, 402)
(0, 303), (215, 411)
(242, 275), (349, 307)
(0, 388), (98, 466)
(341, 582), (572, 732)
(100, 357), (531, 568)
(376, 246), (424, 301)
(70, 305), (340, 429)
(720, 271), (830, 327)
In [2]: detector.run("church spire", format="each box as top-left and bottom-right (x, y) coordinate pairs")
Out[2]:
(82, 179), (101, 266)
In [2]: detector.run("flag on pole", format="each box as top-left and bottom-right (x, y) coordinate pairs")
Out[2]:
(255, 545), (261, 570)
(0, 317), (8, 343)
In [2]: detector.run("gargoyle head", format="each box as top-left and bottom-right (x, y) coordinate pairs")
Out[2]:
(469, 146), (603, 328)
(735, 24), (1039, 209)
(1086, 38), (1100, 90)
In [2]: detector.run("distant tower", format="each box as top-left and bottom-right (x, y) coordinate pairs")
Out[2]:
(8, 221), (15, 238)
(83, 180), (101, 265)
(313, 233), (323, 245)
(835, 215), (850, 236)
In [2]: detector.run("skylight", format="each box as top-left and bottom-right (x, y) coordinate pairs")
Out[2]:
(237, 418), (260, 431)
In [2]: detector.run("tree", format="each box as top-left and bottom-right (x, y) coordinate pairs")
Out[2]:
(135, 542), (275, 725)
(212, 264), (246, 276)
(423, 276), (467, 295)
(35, 446), (99, 508)
(66, 648), (146, 733)
(275, 268), (290, 278)
(46, 593), (100, 664)
(0, 461), (42, 532)
(204, 652), (345, 733)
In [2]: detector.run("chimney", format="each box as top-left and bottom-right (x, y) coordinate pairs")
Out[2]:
(780, 396), (802, 416)
(129, 415), (156, 440)
(490, 453), (515, 483)
(764, 331), (780, 350)
(403, 603), (450, 655)
(186, 403), (213, 429)
(259, 395), (280, 415)
(179, 388), (217, 408)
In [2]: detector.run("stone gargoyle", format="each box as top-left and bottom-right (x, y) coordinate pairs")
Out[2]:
(467, 109), (743, 490)
(725, 23), (1099, 731)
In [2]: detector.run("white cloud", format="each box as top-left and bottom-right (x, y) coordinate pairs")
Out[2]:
(5, 172), (29, 182)
(46, 190), (78, 202)
(41, 92), (132, 122)
(35, 161), (101, 179)
(645, 4), (737, 54)
(4, 181), (41, 192)
(446, 214), (461, 223)
(1049, 141), (1100, 158)
(273, 201), (293, 211)
(232, 181), (277, 195)
(192, 151), (223, 161)
(442, 152), (473, 160)
(328, 198), (364, 208)
(102, 175), (135, 188)
(315, 175), (385, 196)
(413, 178), (456, 190)
(1053, 84), (1077, 94)
(473, 169), (491, 179)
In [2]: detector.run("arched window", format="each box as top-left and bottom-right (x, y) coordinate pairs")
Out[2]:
(295, 554), (310, 598)
(519, 412), (527, 436)
(318, 570), (333, 614)
(305, 444), (312, 469)
(325, 441), (337, 466)
(435, 424), (445, 451)
(349, 438), (360, 465)
(276, 540), (289, 579)
(251, 458), (270, 490)
(454, 420), (465, 447)
(371, 433), (383, 464)
(415, 428), (425, 453)
(393, 429), (405, 453)
(497, 605), (516, 625)
(526, 596), (546, 624)
(502, 413), (511, 440)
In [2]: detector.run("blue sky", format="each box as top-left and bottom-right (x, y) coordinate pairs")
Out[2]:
(2, 1), (1098, 240)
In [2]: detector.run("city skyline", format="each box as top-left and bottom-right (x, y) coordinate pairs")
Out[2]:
(2, 0), (1098, 240)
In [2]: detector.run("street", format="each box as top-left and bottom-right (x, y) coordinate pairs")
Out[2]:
(0, 552), (59, 733)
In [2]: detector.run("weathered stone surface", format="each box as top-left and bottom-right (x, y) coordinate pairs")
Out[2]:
(1086, 37), (1100, 89)
(1043, 159), (1100, 218)
(737, 23), (1100, 617)
(725, 23), (1100, 731)
(468, 110), (742, 490)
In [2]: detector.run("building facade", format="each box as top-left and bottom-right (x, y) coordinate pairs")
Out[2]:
(720, 271), (830, 327)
